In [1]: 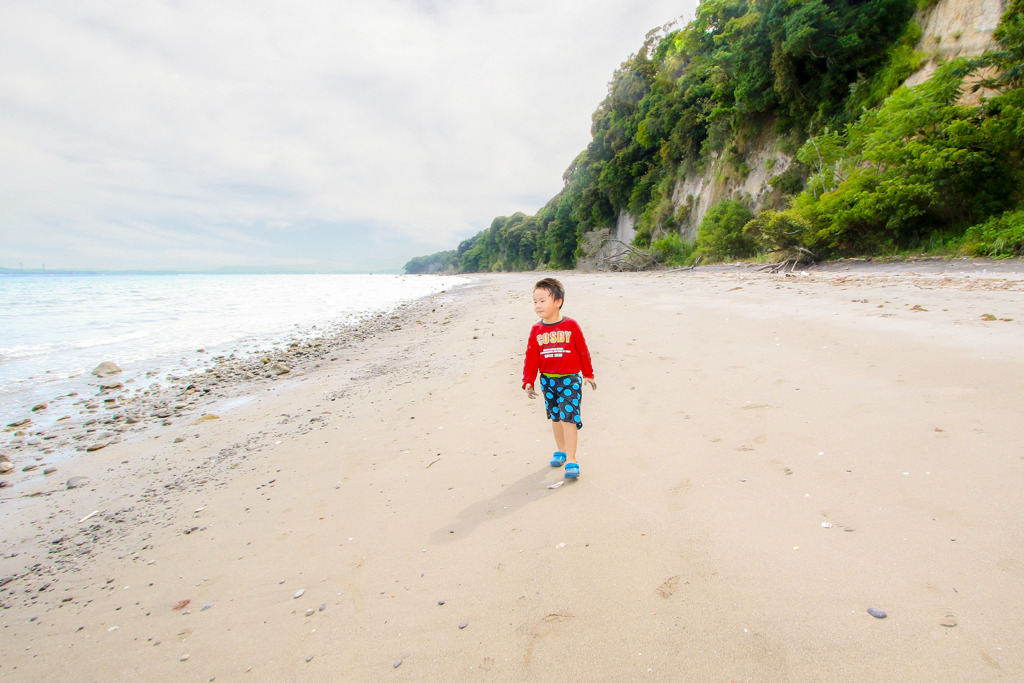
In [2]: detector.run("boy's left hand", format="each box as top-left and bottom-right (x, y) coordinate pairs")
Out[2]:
(585, 377), (597, 391)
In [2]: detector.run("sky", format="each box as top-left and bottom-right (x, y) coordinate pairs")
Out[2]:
(0, 0), (698, 272)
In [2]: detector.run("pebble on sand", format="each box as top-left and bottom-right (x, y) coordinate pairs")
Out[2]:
(66, 476), (91, 489)
(31, 403), (48, 412)
(393, 658), (402, 668)
(0, 462), (13, 474)
(867, 607), (887, 619)
(293, 589), (305, 599)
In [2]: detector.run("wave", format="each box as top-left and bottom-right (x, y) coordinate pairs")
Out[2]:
(0, 329), (152, 360)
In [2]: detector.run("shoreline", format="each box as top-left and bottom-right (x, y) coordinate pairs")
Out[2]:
(0, 281), (473, 496)
(2, 267), (1023, 680)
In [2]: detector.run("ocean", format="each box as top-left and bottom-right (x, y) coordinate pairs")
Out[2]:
(0, 273), (470, 429)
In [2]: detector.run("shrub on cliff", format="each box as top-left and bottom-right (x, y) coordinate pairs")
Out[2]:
(695, 200), (756, 261)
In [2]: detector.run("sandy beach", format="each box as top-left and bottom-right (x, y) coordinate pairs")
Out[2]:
(3, 264), (1024, 681)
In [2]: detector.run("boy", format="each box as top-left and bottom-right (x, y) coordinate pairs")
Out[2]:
(522, 278), (596, 479)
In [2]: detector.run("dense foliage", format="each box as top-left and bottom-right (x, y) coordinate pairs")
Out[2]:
(406, 0), (1024, 273)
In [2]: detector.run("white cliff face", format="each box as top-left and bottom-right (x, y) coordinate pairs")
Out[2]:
(905, 0), (1005, 88)
(619, 0), (1008, 249)
(615, 210), (637, 245)
(917, 0), (1004, 60)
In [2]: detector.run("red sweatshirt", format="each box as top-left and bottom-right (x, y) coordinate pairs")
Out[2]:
(522, 316), (594, 388)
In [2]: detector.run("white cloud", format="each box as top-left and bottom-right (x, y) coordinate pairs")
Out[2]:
(0, 0), (697, 270)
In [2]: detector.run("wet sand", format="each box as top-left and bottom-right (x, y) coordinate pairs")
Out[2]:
(2, 265), (1024, 680)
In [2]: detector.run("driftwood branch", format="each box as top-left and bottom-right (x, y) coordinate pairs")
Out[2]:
(596, 239), (660, 272)
(757, 246), (818, 274)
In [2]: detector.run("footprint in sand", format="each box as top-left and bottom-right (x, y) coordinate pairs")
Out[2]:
(656, 575), (680, 599)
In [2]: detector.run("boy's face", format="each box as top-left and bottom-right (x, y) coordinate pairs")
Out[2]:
(533, 287), (562, 323)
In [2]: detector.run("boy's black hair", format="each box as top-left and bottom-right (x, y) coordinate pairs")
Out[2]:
(534, 278), (564, 306)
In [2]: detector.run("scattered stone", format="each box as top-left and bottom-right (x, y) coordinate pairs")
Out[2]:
(172, 599), (191, 611)
(268, 363), (291, 376)
(458, 621), (468, 629)
(193, 414), (220, 424)
(173, 437), (186, 444)
(92, 361), (122, 377)
(99, 381), (124, 391)
(180, 654), (190, 662)
(305, 608), (315, 617)
(86, 442), (110, 452)
(22, 464), (39, 472)
(393, 658), (402, 669)
(319, 603), (327, 612)
(0, 462), (13, 474)
(437, 600), (445, 606)
(305, 655), (315, 663)
(201, 603), (213, 611)
(867, 607), (887, 619)
(66, 476), (91, 491)
(5, 419), (31, 431)
(43, 466), (57, 475)
(293, 589), (305, 599)
(31, 403), (48, 412)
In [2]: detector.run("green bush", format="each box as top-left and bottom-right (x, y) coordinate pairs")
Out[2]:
(650, 232), (696, 266)
(695, 200), (756, 261)
(768, 162), (808, 196)
(744, 209), (815, 253)
(960, 210), (1024, 257)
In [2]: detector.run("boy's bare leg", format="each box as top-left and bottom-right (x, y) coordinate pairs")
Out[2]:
(561, 421), (578, 463)
(551, 420), (566, 454)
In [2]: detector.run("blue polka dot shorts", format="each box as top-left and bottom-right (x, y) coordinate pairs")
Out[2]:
(540, 374), (583, 430)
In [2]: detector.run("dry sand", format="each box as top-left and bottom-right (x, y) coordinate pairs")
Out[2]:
(2, 266), (1024, 681)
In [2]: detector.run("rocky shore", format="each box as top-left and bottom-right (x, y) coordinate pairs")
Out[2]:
(0, 289), (466, 620)
(0, 300), (447, 494)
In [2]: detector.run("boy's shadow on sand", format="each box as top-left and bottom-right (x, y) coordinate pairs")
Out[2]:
(430, 467), (575, 544)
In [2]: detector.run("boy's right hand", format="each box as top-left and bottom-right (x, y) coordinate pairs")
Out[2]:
(525, 384), (537, 399)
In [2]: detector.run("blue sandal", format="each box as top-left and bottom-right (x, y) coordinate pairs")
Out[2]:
(550, 452), (567, 467)
(564, 462), (580, 479)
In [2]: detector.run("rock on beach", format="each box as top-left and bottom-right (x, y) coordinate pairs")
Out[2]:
(91, 361), (122, 377)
